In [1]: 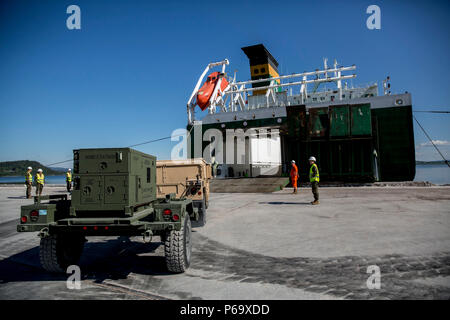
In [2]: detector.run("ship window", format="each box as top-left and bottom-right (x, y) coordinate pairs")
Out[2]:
(312, 97), (317, 101)
(260, 67), (266, 73)
(254, 69), (259, 74)
(147, 168), (151, 183)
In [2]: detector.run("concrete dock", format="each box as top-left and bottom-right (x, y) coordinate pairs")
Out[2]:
(0, 185), (449, 299)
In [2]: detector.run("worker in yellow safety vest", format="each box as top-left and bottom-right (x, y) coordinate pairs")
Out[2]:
(66, 169), (72, 192)
(25, 166), (33, 199)
(35, 168), (45, 196)
(309, 156), (320, 205)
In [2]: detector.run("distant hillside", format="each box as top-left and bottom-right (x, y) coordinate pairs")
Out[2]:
(0, 161), (66, 176)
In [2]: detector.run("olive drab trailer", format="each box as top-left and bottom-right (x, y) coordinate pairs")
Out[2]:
(156, 158), (211, 227)
(71, 148), (157, 215)
(17, 148), (199, 274)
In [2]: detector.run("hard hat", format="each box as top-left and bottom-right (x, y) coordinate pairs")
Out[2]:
(309, 156), (316, 162)
(291, 160), (295, 163)
(68, 168), (71, 171)
(37, 168), (43, 172)
(27, 167), (32, 170)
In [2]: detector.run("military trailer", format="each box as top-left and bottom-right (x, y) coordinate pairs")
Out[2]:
(17, 148), (198, 274)
(156, 159), (211, 227)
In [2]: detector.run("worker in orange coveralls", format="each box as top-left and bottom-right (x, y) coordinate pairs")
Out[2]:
(290, 160), (299, 194)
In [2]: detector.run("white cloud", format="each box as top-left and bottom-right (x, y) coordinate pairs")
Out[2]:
(415, 140), (450, 161)
(417, 140), (450, 147)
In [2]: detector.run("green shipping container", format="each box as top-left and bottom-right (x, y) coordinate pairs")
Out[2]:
(351, 104), (372, 136)
(308, 107), (328, 138)
(329, 105), (350, 137)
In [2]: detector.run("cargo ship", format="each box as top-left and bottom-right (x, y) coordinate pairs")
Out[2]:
(186, 44), (415, 182)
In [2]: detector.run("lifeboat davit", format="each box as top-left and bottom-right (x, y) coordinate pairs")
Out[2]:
(196, 72), (229, 111)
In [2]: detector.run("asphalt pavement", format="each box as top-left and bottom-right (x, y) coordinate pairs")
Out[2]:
(0, 185), (449, 300)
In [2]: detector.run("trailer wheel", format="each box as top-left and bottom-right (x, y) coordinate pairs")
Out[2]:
(192, 195), (206, 228)
(39, 234), (85, 273)
(164, 216), (192, 273)
(204, 188), (209, 209)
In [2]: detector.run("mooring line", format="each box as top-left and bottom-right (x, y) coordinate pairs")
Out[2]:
(413, 115), (450, 168)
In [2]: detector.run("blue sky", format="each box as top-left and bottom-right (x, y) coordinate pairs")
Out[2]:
(0, 0), (449, 166)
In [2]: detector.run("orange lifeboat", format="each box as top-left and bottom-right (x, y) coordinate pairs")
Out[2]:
(196, 72), (229, 111)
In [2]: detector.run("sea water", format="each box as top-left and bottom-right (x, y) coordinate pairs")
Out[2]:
(0, 175), (66, 185)
(414, 164), (450, 185)
(0, 165), (449, 185)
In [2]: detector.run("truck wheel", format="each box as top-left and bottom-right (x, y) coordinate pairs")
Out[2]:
(39, 234), (85, 273)
(164, 216), (192, 273)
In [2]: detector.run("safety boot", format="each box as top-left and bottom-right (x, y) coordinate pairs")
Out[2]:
(311, 200), (320, 205)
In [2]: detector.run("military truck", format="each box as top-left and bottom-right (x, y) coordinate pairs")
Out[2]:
(156, 159), (211, 227)
(17, 148), (198, 274)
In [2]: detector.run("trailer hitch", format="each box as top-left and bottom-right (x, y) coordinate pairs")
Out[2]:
(38, 227), (50, 238)
(142, 230), (153, 243)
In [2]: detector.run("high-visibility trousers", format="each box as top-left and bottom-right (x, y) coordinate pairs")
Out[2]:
(291, 176), (298, 189)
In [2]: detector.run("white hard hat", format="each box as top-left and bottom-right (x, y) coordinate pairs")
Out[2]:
(37, 168), (43, 172)
(27, 167), (32, 170)
(291, 160), (295, 163)
(68, 168), (71, 171)
(309, 156), (316, 162)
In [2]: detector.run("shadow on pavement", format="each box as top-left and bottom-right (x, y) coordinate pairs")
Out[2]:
(259, 201), (311, 205)
(0, 236), (173, 286)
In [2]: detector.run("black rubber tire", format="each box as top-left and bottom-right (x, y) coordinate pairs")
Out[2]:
(192, 195), (207, 228)
(39, 234), (85, 273)
(164, 217), (192, 273)
(204, 188), (209, 209)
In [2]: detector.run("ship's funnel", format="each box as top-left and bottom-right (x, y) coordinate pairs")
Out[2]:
(241, 44), (280, 95)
